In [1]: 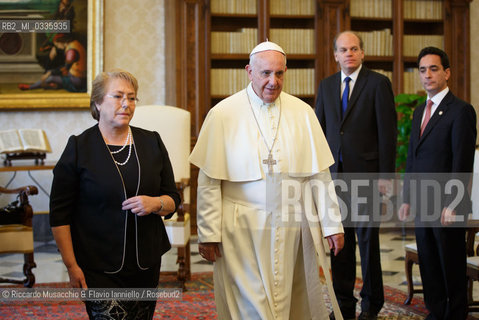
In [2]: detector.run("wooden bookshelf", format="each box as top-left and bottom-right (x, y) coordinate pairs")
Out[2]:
(164, 0), (472, 231)
(204, 0), (320, 107)
(347, 0), (470, 96)
(166, 0), (471, 122)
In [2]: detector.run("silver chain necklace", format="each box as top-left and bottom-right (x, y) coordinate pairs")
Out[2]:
(246, 92), (282, 174)
(104, 133), (145, 273)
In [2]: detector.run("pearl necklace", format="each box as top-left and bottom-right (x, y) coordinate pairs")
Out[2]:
(110, 130), (130, 154)
(107, 128), (132, 166)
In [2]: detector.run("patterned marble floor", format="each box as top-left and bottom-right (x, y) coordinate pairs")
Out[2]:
(1, 230), (478, 318)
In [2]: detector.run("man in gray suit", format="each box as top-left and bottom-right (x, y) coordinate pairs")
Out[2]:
(315, 31), (397, 320)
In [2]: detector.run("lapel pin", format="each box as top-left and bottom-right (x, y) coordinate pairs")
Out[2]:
(439, 111), (443, 115)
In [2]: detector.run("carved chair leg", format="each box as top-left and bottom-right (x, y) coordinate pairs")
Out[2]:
(177, 246), (186, 291)
(175, 241), (192, 291)
(184, 241), (191, 281)
(404, 254), (415, 305)
(467, 276), (474, 306)
(23, 252), (36, 288)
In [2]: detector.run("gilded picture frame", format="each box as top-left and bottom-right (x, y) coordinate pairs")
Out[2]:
(0, 0), (103, 110)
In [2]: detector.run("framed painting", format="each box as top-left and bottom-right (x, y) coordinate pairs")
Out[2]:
(0, 0), (103, 109)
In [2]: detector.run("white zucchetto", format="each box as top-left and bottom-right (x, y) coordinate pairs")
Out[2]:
(249, 40), (286, 57)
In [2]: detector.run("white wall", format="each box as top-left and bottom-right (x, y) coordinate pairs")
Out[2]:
(103, 0), (166, 105)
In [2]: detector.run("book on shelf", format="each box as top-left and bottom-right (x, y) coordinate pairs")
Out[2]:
(403, 68), (423, 94)
(283, 68), (315, 96)
(211, 28), (257, 54)
(270, 29), (315, 54)
(356, 29), (392, 56)
(351, 0), (442, 19)
(211, 0), (315, 16)
(212, 28), (315, 55)
(211, 69), (250, 96)
(211, 0), (257, 14)
(270, 0), (314, 16)
(350, 0), (392, 19)
(403, 35), (443, 57)
(0, 129), (52, 154)
(404, 0), (442, 20)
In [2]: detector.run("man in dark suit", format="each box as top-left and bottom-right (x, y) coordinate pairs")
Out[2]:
(399, 47), (477, 320)
(315, 31), (397, 320)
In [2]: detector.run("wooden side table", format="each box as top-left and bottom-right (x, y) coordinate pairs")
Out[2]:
(0, 161), (56, 200)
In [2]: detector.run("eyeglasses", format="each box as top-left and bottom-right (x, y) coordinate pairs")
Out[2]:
(105, 93), (139, 104)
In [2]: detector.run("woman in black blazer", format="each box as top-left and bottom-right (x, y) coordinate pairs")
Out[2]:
(50, 70), (180, 320)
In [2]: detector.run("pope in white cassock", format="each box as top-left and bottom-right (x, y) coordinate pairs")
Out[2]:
(189, 41), (345, 320)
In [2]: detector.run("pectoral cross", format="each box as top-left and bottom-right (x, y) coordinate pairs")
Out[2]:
(263, 153), (277, 174)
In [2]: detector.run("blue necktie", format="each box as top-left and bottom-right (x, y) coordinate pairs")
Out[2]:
(342, 77), (351, 118)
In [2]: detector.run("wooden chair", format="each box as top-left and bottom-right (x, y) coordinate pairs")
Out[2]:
(467, 223), (479, 312)
(467, 148), (479, 311)
(0, 185), (38, 287)
(404, 225), (478, 305)
(130, 105), (191, 288)
(403, 242), (421, 305)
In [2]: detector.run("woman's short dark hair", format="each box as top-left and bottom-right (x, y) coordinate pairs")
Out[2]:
(89, 70), (139, 121)
(417, 47), (450, 70)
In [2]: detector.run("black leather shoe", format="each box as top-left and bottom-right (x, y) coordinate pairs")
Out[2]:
(358, 311), (378, 320)
(329, 312), (356, 320)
